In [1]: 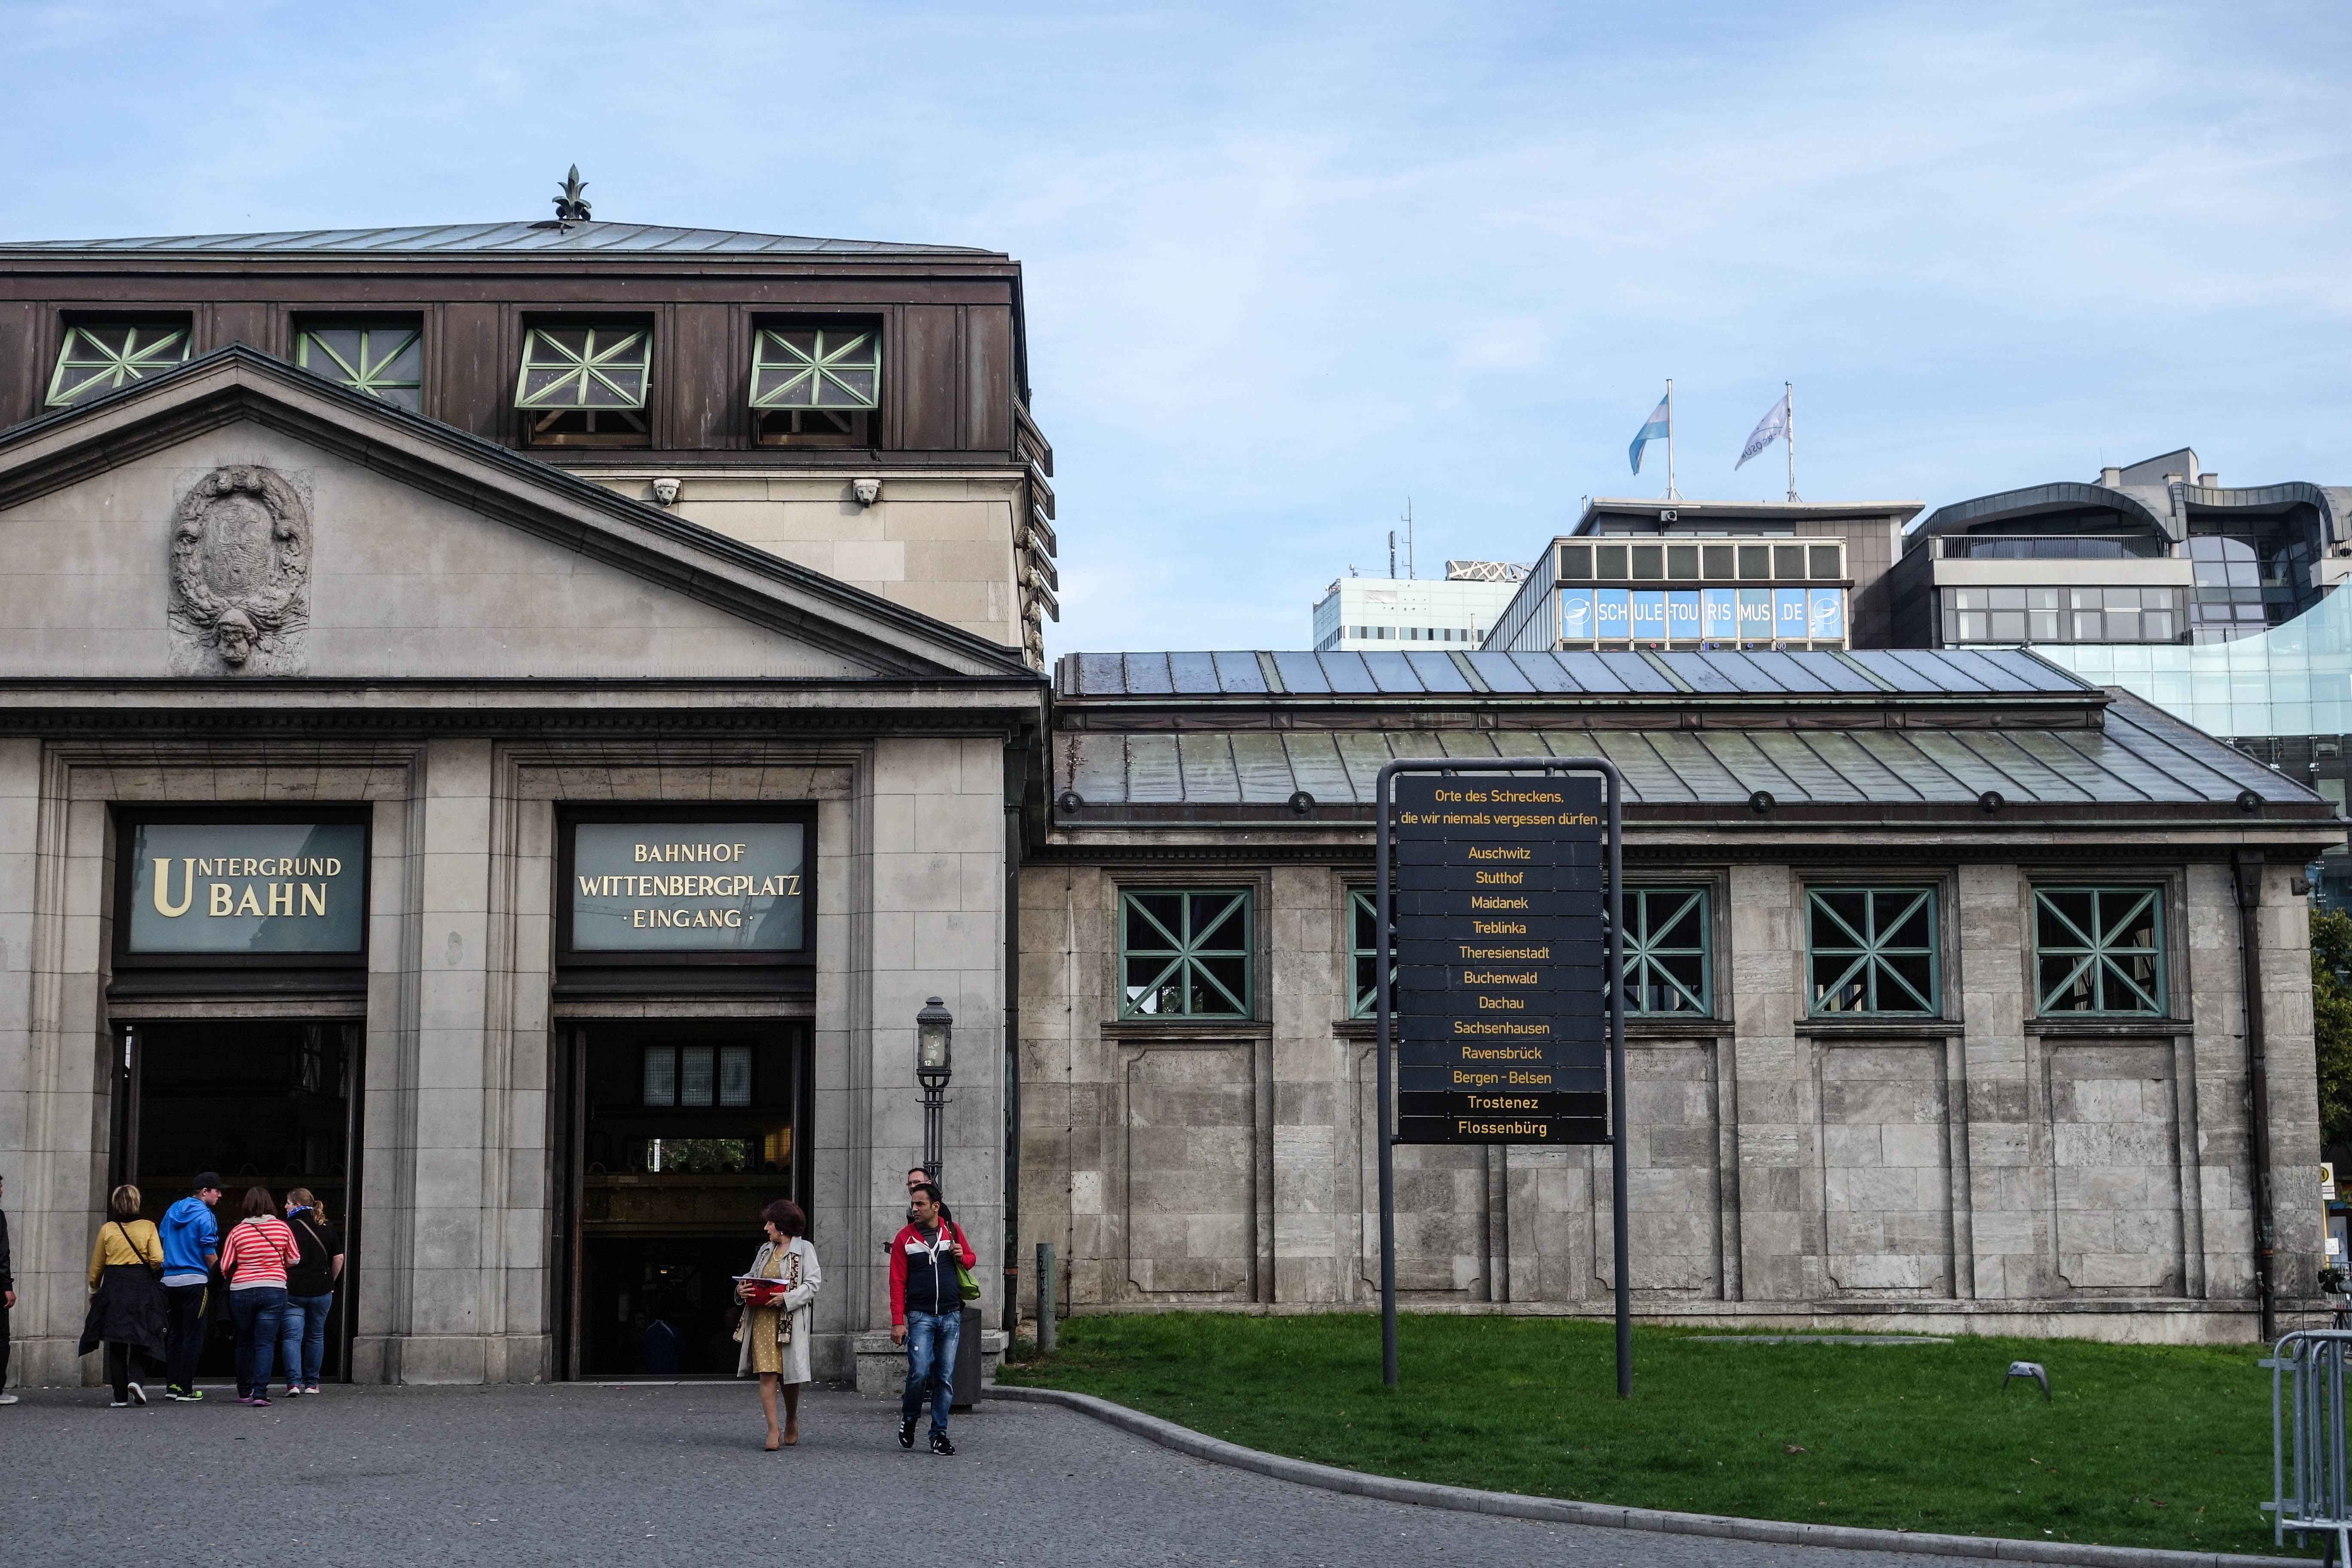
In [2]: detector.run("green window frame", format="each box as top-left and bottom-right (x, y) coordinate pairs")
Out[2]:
(1807, 886), (1939, 1016)
(297, 323), (423, 411)
(514, 324), (651, 410)
(1121, 888), (1252, 1018)
(1624, 887), (1710, 1015)
(46, 320), (190, 407)
(1348, 888), (1395, 1019)
(750, 326), (879, 410)
(2034, 886), (2165, 1016)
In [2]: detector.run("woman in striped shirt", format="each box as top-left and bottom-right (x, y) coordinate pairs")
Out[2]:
(216, 1187), (300, 1406)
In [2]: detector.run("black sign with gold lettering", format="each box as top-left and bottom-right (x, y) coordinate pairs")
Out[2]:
(1391, 774), (1608, 1144)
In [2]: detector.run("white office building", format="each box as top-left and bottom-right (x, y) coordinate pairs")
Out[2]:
(1310, 562), (1528, 651)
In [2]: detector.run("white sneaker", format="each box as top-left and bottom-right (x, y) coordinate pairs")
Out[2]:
(0, 1393), (18, 1405)
(128, 1383), (147, 1406)
(109, 1399), (129, 1408)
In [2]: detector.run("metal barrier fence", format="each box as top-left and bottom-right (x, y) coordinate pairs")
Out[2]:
(2265, 1329), (2352, 1561)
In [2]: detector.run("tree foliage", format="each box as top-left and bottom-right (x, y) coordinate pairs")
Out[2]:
(2313, 909), (2352, 1145)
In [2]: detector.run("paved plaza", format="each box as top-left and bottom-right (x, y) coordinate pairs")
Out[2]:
(0, 1381), (2016, 1567)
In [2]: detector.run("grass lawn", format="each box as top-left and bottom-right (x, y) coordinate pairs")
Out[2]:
(997, 1313), (2301, 1558)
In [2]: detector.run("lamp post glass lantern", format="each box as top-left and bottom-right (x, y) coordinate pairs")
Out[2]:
(916, 996), (953, 1179)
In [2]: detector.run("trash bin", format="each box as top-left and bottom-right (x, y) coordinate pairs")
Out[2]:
(952, 1304), (983, 1409)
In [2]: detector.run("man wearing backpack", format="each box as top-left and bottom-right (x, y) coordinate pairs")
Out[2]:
(888, 1182), (973, 1455)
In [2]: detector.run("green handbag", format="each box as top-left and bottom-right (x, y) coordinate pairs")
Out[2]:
(951, 1223), (981, 1300)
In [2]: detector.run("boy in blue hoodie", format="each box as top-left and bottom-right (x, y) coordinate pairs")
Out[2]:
(158, 1173), (222, 1401)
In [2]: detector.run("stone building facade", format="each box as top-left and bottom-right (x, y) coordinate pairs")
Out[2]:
(1023, 649), (2339, 1341)
(0, 219), (1052, 1388)
(0, 212), (2336, 1391)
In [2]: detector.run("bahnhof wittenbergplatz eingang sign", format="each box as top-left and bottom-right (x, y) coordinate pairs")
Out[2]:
(126, 820), (368, 952)
(1392, 775), (1608, 1145)
(568, 819), (808, 952)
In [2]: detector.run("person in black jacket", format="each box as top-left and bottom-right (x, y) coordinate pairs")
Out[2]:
(0, 1170), (16, 1406)
(279, 1188), (343, 1396)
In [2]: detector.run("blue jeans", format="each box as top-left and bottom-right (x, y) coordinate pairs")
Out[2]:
(228, 1286), (288, 1398)
(282, 1293), (333, 1388)
(900, 1310), (960, 1437)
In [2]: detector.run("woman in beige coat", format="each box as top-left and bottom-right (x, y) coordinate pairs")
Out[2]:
(735, 1198), (821, 1450)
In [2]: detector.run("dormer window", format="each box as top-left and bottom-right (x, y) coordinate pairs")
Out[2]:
(296, 322), (423, 411)
(46, 318), (191, 407)
(750, 324), (877, 447)
(515, 323), (651, 446)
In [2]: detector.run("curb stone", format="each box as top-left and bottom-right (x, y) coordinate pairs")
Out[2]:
(989, 1384), (2308, 1568)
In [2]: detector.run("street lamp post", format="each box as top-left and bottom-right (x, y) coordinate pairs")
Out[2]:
(916, 995), (954, 1181)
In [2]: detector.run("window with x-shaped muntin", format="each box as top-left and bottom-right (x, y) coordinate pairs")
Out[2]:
(2034, 886), (2164, 1016)
(1807, 886), (1938, 1016)
(1121, 889), (1251, 1018)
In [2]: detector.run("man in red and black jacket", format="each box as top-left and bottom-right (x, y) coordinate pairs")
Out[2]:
(889, 1182), (974, 1455)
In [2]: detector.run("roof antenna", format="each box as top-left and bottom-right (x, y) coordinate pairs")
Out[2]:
(547, 165), (592, 230)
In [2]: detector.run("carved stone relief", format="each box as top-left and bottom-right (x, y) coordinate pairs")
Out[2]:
(167, 466), (311, 675)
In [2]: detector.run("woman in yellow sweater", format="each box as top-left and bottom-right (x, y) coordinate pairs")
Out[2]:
(83, 1185), (165, 1406)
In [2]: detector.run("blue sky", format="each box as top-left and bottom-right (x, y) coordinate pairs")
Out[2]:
(3, 1), (2346, 655)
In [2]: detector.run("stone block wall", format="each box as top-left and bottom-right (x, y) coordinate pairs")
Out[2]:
(1017, 849), (2326, 1341)
(588, 472), (1028, 655)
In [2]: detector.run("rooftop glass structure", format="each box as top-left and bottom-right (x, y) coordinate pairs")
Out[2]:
(2038, 585), (2352, 738)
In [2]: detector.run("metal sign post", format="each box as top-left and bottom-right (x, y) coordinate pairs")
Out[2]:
(1375, 757), (1629, 1396)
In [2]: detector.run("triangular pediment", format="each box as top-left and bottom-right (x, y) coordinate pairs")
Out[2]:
(0, 349), (1036, 686)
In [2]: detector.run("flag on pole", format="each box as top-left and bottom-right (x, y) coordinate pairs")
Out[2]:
(1736, 391), (1789, 470)
(1628, 394), (1671, 475)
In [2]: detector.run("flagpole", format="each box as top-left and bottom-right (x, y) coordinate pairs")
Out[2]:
(1785, 381), (1798, 503)
(1665, 379), (1677, 501)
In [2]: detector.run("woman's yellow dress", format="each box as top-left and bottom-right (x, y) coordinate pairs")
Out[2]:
(746, 1244), (787, 1375)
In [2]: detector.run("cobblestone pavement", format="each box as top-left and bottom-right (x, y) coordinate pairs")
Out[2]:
(0, 1381), (2010, 1567)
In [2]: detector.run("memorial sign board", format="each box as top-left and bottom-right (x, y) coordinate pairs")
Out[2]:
(1371, 756), (1630, 1396)
(1389, 775), (1610, 1144)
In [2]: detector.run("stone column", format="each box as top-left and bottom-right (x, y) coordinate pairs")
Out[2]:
(851, 736), (1004, 1334)
(2190, 861), (2256, 1302)
(382, 737), (501, 1382)
(1728, 862), (1808, 1301)
(0, 740), (73, 1387)
(1269, 865), (1342, 1305)
(2258, 861), (2326, 1303)
(1957, 863), (2027, 1299)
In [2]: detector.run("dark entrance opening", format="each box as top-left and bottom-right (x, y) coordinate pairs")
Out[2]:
(557, 1022), (810, 1379)
(116, 1020), (363, 1382)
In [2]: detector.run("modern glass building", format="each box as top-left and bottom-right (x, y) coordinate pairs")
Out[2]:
(1899, 447), (2352, 908)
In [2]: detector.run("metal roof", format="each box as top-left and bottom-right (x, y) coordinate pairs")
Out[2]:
(1053, 690), (2321, 810)
(1908, 481), (2177, 545)
(1574, 496), (1926, 532)
(1059, 648), (2092, 701)
(0, 223), (992, 257)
